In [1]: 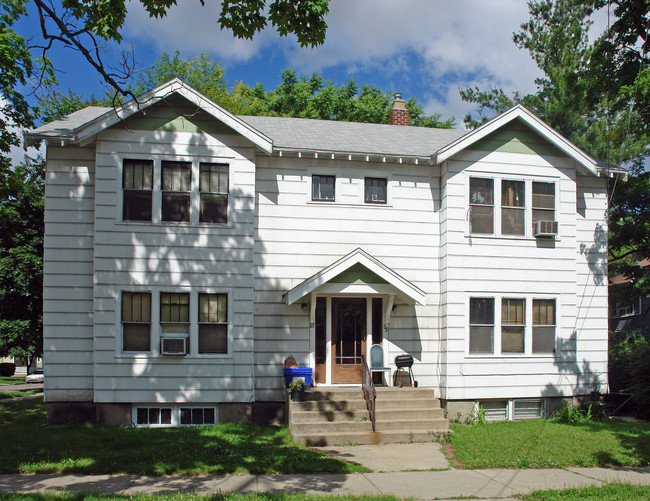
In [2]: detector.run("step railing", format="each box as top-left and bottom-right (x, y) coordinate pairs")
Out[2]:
(360, 355), (376, 432)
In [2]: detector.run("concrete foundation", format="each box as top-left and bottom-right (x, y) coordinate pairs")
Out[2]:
(96, 403), (131, 426)
(252, 401), (285, 425)
(46, 402), (97, 424)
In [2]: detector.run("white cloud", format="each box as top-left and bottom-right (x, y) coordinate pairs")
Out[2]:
(120, 0), (611, 128)
(123, 1), (271, 62)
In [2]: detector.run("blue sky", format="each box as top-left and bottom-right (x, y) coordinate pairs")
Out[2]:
(16, 1), (610, 140)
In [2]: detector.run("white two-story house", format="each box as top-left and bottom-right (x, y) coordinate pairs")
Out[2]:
(27, 79), (614, 425)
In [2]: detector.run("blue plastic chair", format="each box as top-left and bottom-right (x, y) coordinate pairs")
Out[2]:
(370, 344), (391, 386)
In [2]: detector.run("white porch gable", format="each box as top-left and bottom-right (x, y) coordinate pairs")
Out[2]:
(282, 248), (426, 306)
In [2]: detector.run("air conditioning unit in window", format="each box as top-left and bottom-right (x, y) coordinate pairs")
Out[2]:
(160, 335), (188, 355)
(534, 220), (558, 237)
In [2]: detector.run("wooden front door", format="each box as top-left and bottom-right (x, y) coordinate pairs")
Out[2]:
(331, 298), (366, 383)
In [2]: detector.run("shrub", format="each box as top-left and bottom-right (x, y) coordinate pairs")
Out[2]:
(609, 330), (650, 419)
(0, 363), (15, 377)
(552, 403), (597, 424)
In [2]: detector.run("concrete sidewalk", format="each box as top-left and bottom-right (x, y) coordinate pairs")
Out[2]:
(0, 467), (649, 500)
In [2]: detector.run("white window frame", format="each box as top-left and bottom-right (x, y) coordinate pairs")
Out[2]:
(115, 288), (233, 359)
(132, 404), (219, 427)
(467, 174), (558, 239)
(116, 155), (233, 226)
(466, 293), (558, 357)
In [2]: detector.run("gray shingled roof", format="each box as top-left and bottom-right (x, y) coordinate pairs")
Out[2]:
(27, 106), (468, 157)
(238, 116), (467, 158)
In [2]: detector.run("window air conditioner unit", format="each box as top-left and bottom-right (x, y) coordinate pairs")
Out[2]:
(534, 220), (558, 237)
(160, 335), (188, 355)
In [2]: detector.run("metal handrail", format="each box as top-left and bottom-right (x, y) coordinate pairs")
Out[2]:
(360, 355), (376, 432)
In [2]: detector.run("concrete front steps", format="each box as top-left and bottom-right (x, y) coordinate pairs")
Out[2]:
(288, 386), (449, 446)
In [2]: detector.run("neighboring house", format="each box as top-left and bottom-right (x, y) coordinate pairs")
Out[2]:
(609, 259), (650, 335)
(26, 79), (621, 425)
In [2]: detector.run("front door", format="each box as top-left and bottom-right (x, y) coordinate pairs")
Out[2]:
(331, 298), (366, 383)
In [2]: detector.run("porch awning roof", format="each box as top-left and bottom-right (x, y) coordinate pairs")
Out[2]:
(282, 248), (426, 306)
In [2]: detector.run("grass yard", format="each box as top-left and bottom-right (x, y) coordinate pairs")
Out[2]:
(0, 377), (26, 385)
(0, 398), (368, 476)
(520, 483), (650, 500)
(0, 389), (42, 400)
(449, 419), (650, 469)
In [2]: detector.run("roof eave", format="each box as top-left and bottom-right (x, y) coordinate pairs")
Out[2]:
(434, 105), (599, 175)
(282, 248), (426, 306)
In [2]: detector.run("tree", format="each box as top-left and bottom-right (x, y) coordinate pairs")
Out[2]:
(460, 0), (650, 300)
(0, 156), (44, 369)
(239, 68), (455, 127)
(30, 0), (330, 102)
(37, 57), (456, 128)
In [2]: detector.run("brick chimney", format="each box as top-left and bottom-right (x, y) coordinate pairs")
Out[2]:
(388, 93), (409, 126)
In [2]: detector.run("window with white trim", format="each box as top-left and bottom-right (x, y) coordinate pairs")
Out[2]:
(198, 293), (228, 354)
(501, 298), (525, 353)
(199, 163), (228, 223)
(364, 177), (387, 204)
(162, 161), (191, 222)
(121, 158), (230, 224)
(501, 180), (525, 235)
(469, 295), (557, 356)
(469, 297), (494, 353)
(122, 292), (151, 352)
(532, 299), (556, 353)
(312, 175), (335, 201)
(532, 182), (555, 229)
(134, 405), (217, 427)
(469, 178), (494, 234)
(469, 176), (557, 237)
(160, 292), (190, 335)
(123, 159), (153, 221)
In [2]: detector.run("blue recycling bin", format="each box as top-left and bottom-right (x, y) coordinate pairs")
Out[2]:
(283, 367), (312, 388)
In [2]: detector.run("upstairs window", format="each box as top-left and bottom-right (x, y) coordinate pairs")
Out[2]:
(501, 298), (525, 353)
(122, 292), (151, 352)
(312, 175), (335, 202)
(198, 293), (228, 354)
(160, 292), (190, 335)
(364, 177), (387, 204)
(162, 161), (191, 222)
(501, 180), (525, 235)
(532, 299), (555, 353)
(532, 182), (555, 227)
(469, 178), (494, 234)
(469, 297), (494, 353)
(123, 160), (153, 221)
(199, 163), (229, 223)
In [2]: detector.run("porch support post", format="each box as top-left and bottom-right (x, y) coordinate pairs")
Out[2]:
(309, 293), (317, 371)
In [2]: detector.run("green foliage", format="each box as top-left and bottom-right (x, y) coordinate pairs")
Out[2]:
(609, 330), (650, 418)
(242, 68), (454, 127)
(448, 418), (650, 469)
(220, 0), (330, 48)
(521, 483), (650, 501)
(0, 0), (34, 156)
(0, 398), (368, 475)
(551, 403), (596, 424)
(0, 157), (44, 360)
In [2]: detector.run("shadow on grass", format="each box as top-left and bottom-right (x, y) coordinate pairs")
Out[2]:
(582, 420), (650, 467)
(0, 398), (367, 476)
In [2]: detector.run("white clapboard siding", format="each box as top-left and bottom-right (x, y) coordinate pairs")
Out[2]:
(439, 146), (608, 401)
(90, 122), (257, 405)
(43, 146), (96, 401)
(254, 156), (443, 400)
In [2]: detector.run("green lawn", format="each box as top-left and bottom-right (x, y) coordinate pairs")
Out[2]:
(0, 377), (25, 385)
(0, 398), (368, 476)
(449, 419), (650, 469)
(0, 389), (42, 400)
(519, 483), (650, 501)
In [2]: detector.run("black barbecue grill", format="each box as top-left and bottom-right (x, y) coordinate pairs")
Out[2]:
(394, 354), (418, 388)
